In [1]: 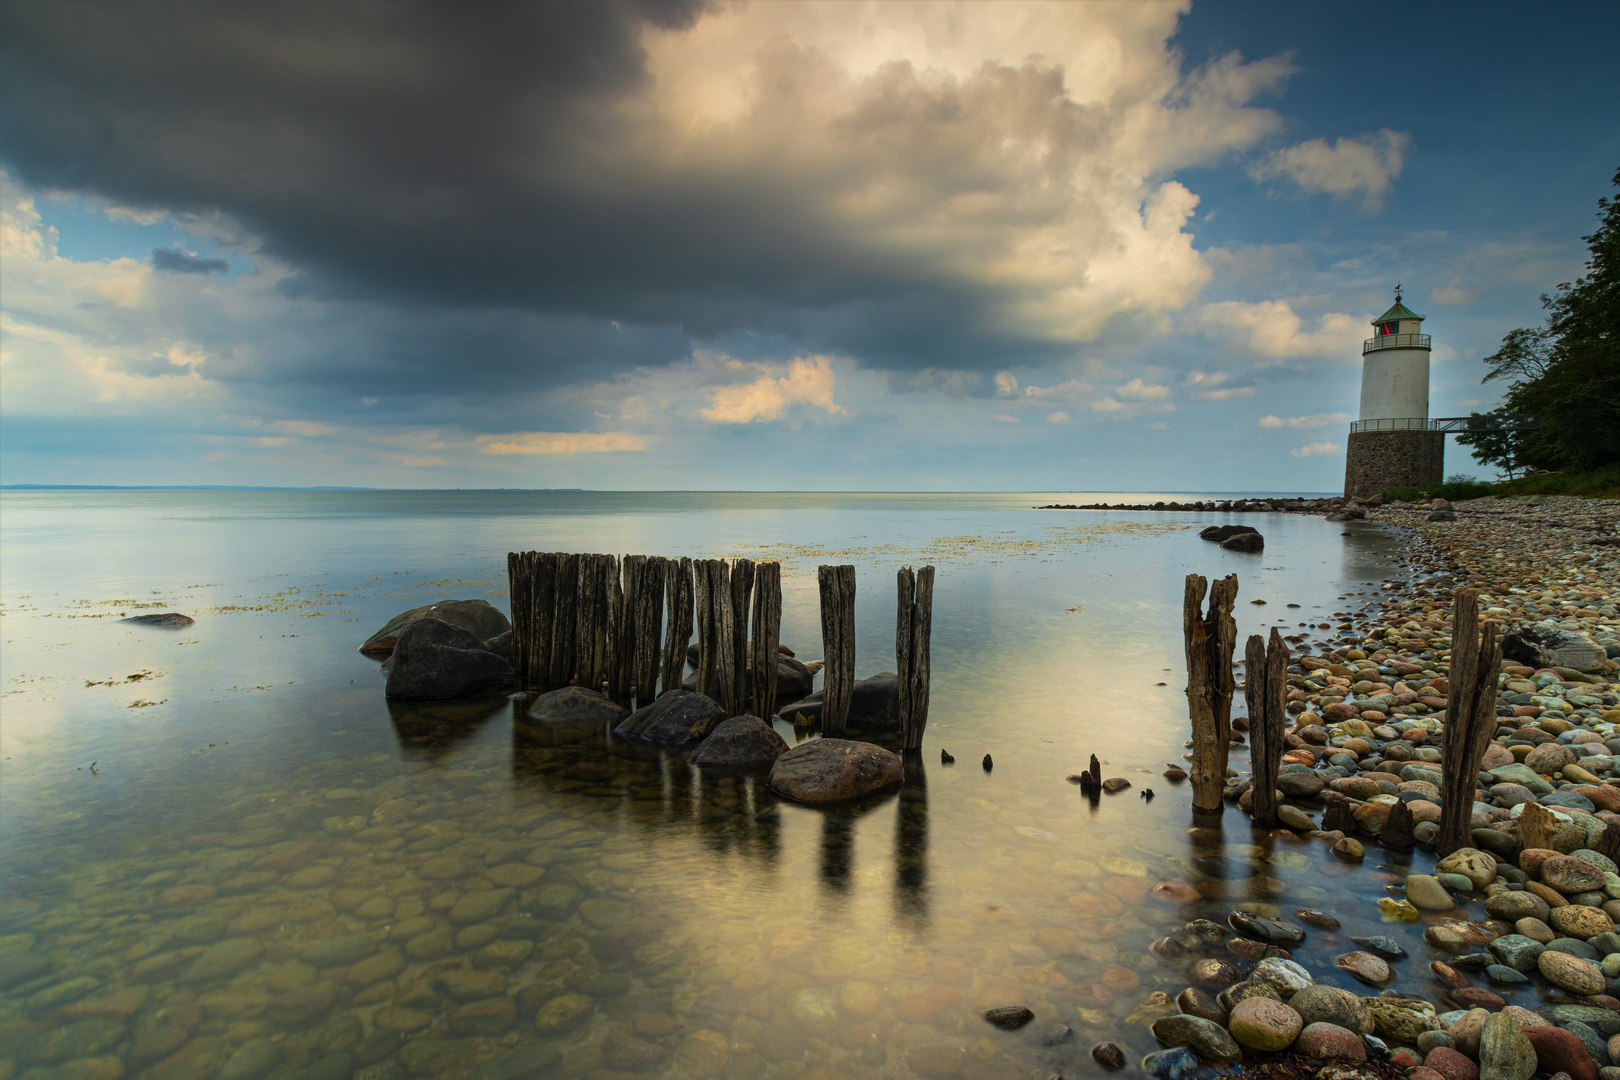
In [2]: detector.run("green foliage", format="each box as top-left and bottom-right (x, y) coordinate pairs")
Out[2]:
(1464, 167), (1620, 475)
(1379, 465), (1620, 502)
(1378, 477), (1497, 503)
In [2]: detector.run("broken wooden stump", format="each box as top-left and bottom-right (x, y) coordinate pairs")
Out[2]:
(1244, 627), (1289, 829)
(749, 562), (782, 721)
(1184, 573), (1239, 813)
(818, 564), (856, 736)
(895, 564), (935, 752)
(1436, 587), (1503, 859)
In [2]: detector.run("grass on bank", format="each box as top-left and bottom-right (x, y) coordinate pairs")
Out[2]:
(1380, 464), (1620, 503)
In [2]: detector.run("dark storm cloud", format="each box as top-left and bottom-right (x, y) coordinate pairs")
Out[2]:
(152, 247), (227, 274)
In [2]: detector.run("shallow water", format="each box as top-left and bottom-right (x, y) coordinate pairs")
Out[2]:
(1, 490), (1428, 1080)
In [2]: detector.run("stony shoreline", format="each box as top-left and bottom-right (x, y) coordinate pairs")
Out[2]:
(1117, 495), (1620, 1079)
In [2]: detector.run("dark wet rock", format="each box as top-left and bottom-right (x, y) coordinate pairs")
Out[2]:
(982, 1006), (1034, 1030)
(1220, 531), (1264, 553)
(481, 630), (512, 663)
(1523, 1026), (1599, 1080)
(1141, 1047), (1198, 1080)
(775, 671), (899, 728)
(1351, 936), (1407, 959)
(615, 690), (726, 745)
(1536, 1006), (1620, 1039)
(524, 686), (627, 725)
(1485, 965), (1529, 985)
(121, 612), (194, 628)
(690, 716), (790, 767)
(1200, 525), (1259, 542)
(1175, 988), (1226, 1025)
(769, 739), (903, 804)
(683, 653), (815, 709)
(1296, 909), (1341, 929)
(361, 599), (511, 658)
(1092, 1043), (1125, 1070)
(1150, 1014), (1241, 1063)
(384, 618), (512, 700)
(1229, 909), (1306, 947)
(1501, 624), (1607, 672)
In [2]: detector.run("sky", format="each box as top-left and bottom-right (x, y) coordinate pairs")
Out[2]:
(1, 0), (1616, 491)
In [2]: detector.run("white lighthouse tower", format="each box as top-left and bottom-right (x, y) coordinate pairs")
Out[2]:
(1343, 286), (1444, 497)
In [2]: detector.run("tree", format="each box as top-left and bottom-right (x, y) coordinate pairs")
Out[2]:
(1465, 168), (1620, 474)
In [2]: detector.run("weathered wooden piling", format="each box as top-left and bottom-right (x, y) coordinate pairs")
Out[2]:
(633, 556), (666, 704)
(550, 552), (580, 686)
(529, 552), (558, 688)
(1321, 791), (1354, 834)
(1436, 587), (1503, 858)
(1382, 798), (1415, 851)
(749, 562), (782, 720)
(693, 559), (726, 703)
(608, 555), (633, 698)
(1184, 573), (1239, 813)
(895, 565), (935, 752)
(818, 564), (857, 736)
(1243, 627), (1289, 829)
(724, 559), (755, 715)
(661, 557), (693, 695)
(508, 552), (531, 684)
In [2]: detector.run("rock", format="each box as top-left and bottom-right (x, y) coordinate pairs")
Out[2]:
(384, 618), (512, 699)
(1545, 856), (1610, 894)
(774, 672), (899, 728)
(534, 993), (594, 1032)
(1364, 997), (1440, 1045)
(1407, 874), (1456, 911)
(1486, 891), (1550, 922)
(1489, 935), (1546, 972)
(1502, 624), (1607, 672)
(906, 1046), (967, 1077)
(768, 739), (903, 804)
(361, 599), (511, 658)
(1425, 1048), (1480, 1080)
(1200, 525), (1259, 542)
(1523, 1026), (1600, 1080)
(523, 686), (627, 724)
(1229, 909), (1306, 947)
(1538, 950), (1607, 995)
(1550, 905), (1615, 938)
(1141, 1047), (1200, 1080)
(1437, 848), (1498, 890)
(1228, 997), (1303, 1052)
(1176, 988), (1227, 1025)
(1351, 936), (1407, 960)
(982, 1006), (1034, 1030)
(1335, 952), (1394, 986)
(1149, 1014), (1242, 1063)
(1429, 510), (1458, 522)
(1297, 1022), (1369, 1061)
(1221, 532), (1264, 553)
(1278, 772), (1327, 797)
(122, 612), (194, 628)
(689, 716), (790, 767)
(1252, 957), (1314, 996)
(1479, 1012), (1538, 1080)
(615, 690), (727, 744)
(1290, 986), (1374, 1034)
(1091, 1043), (1125, 1070)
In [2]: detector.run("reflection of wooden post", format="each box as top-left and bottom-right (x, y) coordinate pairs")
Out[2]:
(750, 562), (782, 720)
(728, 559), (755, 716)
(896, 565), (935, 752)
(508, 551), (530, 685)
(634, 556), (666, 705)
(1184, 573), (1238, 813)
(609, 555), (632, 699)
(551, 553), (580, 686)
(661, 557), (693, 695)
(818, 565), (856, 736)
(1244, 627), (1289, 828)
(1437, 587), (1502, 858)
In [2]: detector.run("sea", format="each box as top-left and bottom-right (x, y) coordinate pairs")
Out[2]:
(0, 489), (1425, 1080)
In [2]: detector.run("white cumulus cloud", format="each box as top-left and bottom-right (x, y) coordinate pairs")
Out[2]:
(701, 356), (843, 425)
(1198, 300), (1363, 364)
(1249, 129), (1411, 212)
(1258, 413), (1351, 429)
(1289, 441), (1341, 458)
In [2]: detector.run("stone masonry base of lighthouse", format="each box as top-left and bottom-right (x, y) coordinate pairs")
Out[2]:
(1343, 429), (1445, 498)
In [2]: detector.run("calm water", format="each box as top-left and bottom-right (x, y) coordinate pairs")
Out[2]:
(0, 490), (1419, 1080)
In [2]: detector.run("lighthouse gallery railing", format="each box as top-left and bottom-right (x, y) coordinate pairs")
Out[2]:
(1363, 333), (1431, 354)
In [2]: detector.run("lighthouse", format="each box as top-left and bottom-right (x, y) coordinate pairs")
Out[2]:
(1342, 286), (1445, 498)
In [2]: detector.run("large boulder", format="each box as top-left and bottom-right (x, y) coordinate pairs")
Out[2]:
(615, 691), (726, 745)
(769, 739), (904, 804)
(1219, 531), (1264, 553)
(775, 672), (899, 728)
(690, 716), (789, 767)
(361, 599), (512, 658)
(385, 618), (513, 700)
(527, 686), (628, 724)
(1199, 525), (1258, 543)
(1501, 624), (1607, 672)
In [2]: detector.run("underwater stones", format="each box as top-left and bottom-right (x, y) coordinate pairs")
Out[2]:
(1175, 988), (1226, 1025)
(448, 888), (512, 925)
(384, 618), (512, 700)
(982, 1005), (1035, 1030)
(689, 715), (790, 767)
(534, 993), (594, 1032)
(1424, 921), (1500, 951)
(1289, 986), (1373, 1034)
(1090, 1043), (1126, 1071)
(522, 686), (627, 725)
(896, 986), (962, 1023)
(769, 739), (903, 804)
(360, 599), (511, 658)
(1141, 1047), (1200, 1080)
(179, 938), (260, 983)
(1335, 952), (1394, 986)
(1228, 909), (1306, 947)
(1228, 997), (1303, 1052)
(1489, 935), (1546, 972)
(1150, 1014), (1242, 1063)
(774, 671), (900, 729)
(615, 690), (727, 744)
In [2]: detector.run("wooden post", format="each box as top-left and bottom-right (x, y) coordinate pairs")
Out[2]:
(750, 562), (782, 721)
(1244, 627), (1289, 828)
(530, 552), (558, 688)
(661, 557), (693, 695)
(576, 553), (611, 693)
(1184, 573), (1239, 813)
(896, 565), (935, 752)
(818, 564), (857, 736)
(713, 561), (739, 713)
(1437, 587), (1503, 858)
(508, 551), (530, 687)
(634, 556), (666, 706)
(595, 555), (615, 693)
(693, 559), (720, 702)
(728, 559), (755, 716)
(550, 552), (580, 687)
(1382, 798), (1415, 851)
(608, 555), (632, 699)
(1321, 791), (1354, 834)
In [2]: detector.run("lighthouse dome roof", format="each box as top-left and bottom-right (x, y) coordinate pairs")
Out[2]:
(1372, 298), (1424, 324)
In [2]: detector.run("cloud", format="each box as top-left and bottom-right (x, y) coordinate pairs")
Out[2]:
(151, 248), (227, 275)
(1258, 412), (1350, 429)
(1044, 411), (1070, 424)
(1249, 129), (1410, 212)
(994, 372), (1019, 396)
(990, 413), (1020, 424)
(1197, 300), (1362, 363)
(701, 356), (842, 425)
(1111, 378), (1170, 402)
(1430, 277), (1476, 306)
(475, 432), (647, 455)
(1289, 441), (1340, 458)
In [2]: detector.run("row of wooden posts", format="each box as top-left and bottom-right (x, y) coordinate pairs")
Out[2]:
(1182, 572), (1531, 859)
(507, 552), (935, 750)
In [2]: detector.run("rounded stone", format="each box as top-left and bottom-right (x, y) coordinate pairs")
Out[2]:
(1551, 904), (1615, 939)
(1335, 951), (1394, 986)
(1423, 1047), (1480, 1080)
(1544, 855), (1609, 894)
(1406, 875), (1455, 911)
(1538, 950), (1607, 995)
(1296, 1022), (1368, 1061)
(1149, 1014), (1242, 1063)
(1289, 985), (1373, 1034)
(1228, 997), (1303, 1052)
(534, 993), (594, 1032)
(674, 1031), (729, 1078)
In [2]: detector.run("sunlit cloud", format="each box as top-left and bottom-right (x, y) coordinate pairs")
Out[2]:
(701, 356), (842, 425)
(1258, 413), (1350, 429)
(1289, 441), (1341, 458)
(1249, 129), (1411, 212)
(476, 432), (648, 455)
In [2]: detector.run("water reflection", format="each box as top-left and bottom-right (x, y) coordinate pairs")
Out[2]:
(894, 752), (930, 922)
(385, 691), (510, 758)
